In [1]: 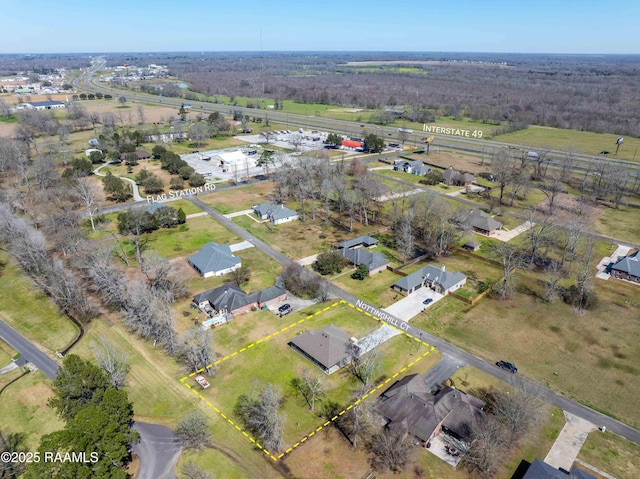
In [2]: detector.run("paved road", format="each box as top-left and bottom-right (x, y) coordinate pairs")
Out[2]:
(132, 422), (181, 479)
(0, 321), (59, 380)
(189, 196), (640, 446)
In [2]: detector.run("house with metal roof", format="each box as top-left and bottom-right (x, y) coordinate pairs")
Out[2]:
(189, 242), (241, 278)
(393, 159), (431, 176)
(289, 325), (354, 374)
(393, 265), (466, 295)
(253, 203), (299, 225)
(608, 250), (640, 283)
(456, 209), (503, 236)
(374, 374), (485, 444)
(25, 100), (66, 110)
(518, 458), (597, 479)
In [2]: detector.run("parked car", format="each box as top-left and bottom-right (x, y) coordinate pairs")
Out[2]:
(278, 304), (291, 313)
(496, 361), (518, 373)
(423, 298), (433, 305)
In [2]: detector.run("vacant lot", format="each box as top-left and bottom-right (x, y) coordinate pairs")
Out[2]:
(595, 205), (640, 244)
(201, 181), (275, 214)
(578, 431), (640, 479)
(334, 269), (402, 308)
(412, 268), (640, 427)
(190, 302), (437, 450)
(0, 252), (79, 353)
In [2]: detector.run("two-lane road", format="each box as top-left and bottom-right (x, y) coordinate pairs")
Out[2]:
(0, 321), (59, 380)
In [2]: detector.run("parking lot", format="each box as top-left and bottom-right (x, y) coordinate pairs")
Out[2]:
(237, 128), (328, 152)
(383, 287), (444, 321)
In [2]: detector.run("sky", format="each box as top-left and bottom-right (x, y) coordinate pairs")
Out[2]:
(1, 0), (638, 54)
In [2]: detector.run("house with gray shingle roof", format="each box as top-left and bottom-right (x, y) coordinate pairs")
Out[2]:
(253, 203), (299, 225)
(443, 168), (476, 186)
(609, 250), (640, 283)
(336, 235), (379, 250)
(189, 242), (241, 278)
(393, 264), (466, 295)
(193, 283), (287, 317)
(456, 209), (503, 236)
(338, 247), (390, 275)
(289, 325), (354, 374)
(519, 458), (597, 479)
(393, 159), (431, 176)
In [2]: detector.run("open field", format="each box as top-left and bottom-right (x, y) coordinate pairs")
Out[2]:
(201, 180), (275, 214)
(495, 125), (640, 163)
(595, 205), (640, 245)
(0, 371), (66, 450)
(189, 301), (438, 450)
(0, 252), (79, 353)
(285, 365), (564, 479)
(412, 267), (640, 427)
(577, 431), (640, 479)
(334, 269), (405, 308)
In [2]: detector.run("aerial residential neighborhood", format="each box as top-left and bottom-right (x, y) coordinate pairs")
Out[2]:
(0, 4), (639, 479)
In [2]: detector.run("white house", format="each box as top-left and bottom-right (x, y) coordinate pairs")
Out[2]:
(25, 100), (66, 110)
(253, 203), (299, 225)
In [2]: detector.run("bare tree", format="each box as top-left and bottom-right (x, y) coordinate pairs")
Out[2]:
(181, 462), (214, 479)
(348, 341), (380, 387)
(176, 410), (211, 451)
(92, 338), (130, 389)
(490, 242), (524, 300)
(524, 208), (554, 265)
(490, 150), (514, 205)
(234, 383), (286, 453)
(178, 328), (215, 376)
(459, 415), (507, 479)
(73, 177), (100, 231)
(290, 370), (325, 412)
(369, 428), (416, 473)
(136, 104), (146, 126)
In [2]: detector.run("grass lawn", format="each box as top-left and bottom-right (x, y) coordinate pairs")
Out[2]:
(162, 198), (202, 215)
(190, 302), (438, 449)
(0, 371), (66, 450)
(122, 215), (242, 259)
(200, 180), (275, 214)
(233, 214), (383, 260)
(376, 169), (424, 185)
(595, 205), (640, 244)
(167, 137), (246, 155)
(0, 252), (79, 353)
(0, 339), (17, 365)
(333, 269), (402, 308)
(577, 431), (640, 479)
(495, 125), (640, 163)
(412, 268), (640, 428)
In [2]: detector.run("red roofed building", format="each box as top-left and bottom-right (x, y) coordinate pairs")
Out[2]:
(341, 140), (363, 149)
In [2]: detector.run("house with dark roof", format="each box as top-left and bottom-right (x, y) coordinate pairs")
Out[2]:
(120, 149), (152, 162)
(608, 250), (640, 283)
(189, 242), (241, 278)
(516, 458), (597, 479)
(374, 374), (485, 445)
(338, 247), (390, 275)
(193, 283), (287, 318)
(393, 159), (431, 176)
(393, 265), (466, 295)
(289, 325), (354, 374)
(462, 241), (481, 252)
(443, 168), (476, 186)
(253, 203), (299, 225)
(336, 235), (379, 250)
(456, 209), (503, 236)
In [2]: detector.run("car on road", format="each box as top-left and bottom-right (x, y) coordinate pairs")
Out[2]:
(423, 298), (433, 305)
(278, 304), (291, 313)
(496, 361), (518, 373)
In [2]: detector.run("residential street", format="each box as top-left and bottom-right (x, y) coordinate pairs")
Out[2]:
(188, 196), (640, 446)
(132, 422), (181, 479)
(0, 320), (59, 380)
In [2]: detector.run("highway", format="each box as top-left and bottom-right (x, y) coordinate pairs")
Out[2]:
(187, 196), (640, 446)
(75, 61), (640, 180)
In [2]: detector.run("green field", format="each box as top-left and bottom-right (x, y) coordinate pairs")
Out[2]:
(495, 125), (640, 162)
(595, 205), (640, 244)
(0, 252), (79, 353)
(200, 181), (275, 214)
(578, 431), (640, 479)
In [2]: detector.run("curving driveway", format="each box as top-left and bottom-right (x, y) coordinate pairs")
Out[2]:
(93, 164), (144, 201)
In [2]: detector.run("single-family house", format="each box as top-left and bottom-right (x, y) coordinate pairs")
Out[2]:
(393, 159), (431, 176)
(608, 250), (640, 283)
(193, 283), (287, 318)
(393, 264), (466, 295)
(253, 203), (299, 225)
(338, 248), (389, 275)
(374, 374), (485, 445)
(456, 209), (503, 236)
(120, 149), (152, 162)
(517, 458), (597, 479)
(443, 168), (476, 186)
(289, 325), (354, 374)
(189, 242), (241, 278)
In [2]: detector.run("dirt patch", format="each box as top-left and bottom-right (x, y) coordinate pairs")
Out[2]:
(535, 193), (605, 224)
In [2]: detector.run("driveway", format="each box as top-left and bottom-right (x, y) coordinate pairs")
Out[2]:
(383, 288), (444, 321)
(422, 353), (466, 392)
(94, 164), (144, 201)
(595, 244), (631, 280)
(544, 411), (598, 471)
(132, 422), (181, 479)
(229, 240), (254, 253)
(492, 221), (534, 242)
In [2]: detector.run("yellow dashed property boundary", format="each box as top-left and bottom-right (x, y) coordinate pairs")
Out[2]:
(178, 300), (435, 462)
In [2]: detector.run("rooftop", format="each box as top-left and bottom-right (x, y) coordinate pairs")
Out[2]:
(394, 265), (466, 292)
(289, 325), (352, 371)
